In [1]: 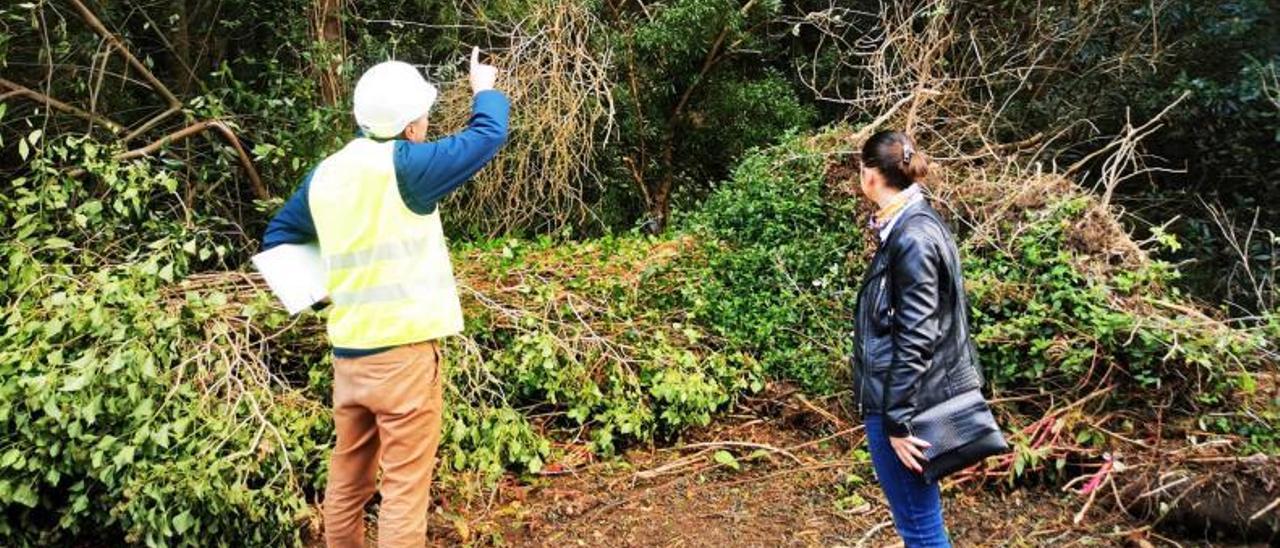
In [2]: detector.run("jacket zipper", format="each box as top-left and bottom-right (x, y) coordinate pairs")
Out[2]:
(856, 280), (867, 416)
(857, 268), (888, 416)
(856, 268), (873, 415)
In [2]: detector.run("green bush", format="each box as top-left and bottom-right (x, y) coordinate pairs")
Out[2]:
(672, 132), (862, 392)
(2, 126), (1275, 545)
(0, 144), (330, 545)
(0, 260), (331, 546)
(675, 129), (1275, 435)
(0, 152), (771, 543)
(962, 194), (1272, 415)
(446, 235), (764, 458)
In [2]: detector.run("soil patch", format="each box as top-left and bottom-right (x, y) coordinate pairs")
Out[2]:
(402, 390), (1272, 547)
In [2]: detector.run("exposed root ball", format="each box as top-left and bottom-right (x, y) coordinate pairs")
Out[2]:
(1118, 461), (1280, 544)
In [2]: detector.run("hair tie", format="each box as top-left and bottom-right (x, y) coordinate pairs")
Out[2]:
(902, 143), (915, 164)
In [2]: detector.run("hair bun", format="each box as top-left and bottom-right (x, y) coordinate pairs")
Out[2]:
(861, 130), (929, 189)
(901, 146), (928, 182)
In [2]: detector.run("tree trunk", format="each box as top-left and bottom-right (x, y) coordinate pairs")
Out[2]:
(649, 140), (676, 233)
(313, 0), (346, 107)
(171, 0), (194, 95)
(643, 0), (756, 232)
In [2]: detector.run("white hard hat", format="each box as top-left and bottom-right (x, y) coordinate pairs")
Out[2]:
(353, 61), (439, 139)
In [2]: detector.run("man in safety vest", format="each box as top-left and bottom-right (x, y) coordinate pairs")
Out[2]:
(262, 48), (508, 547)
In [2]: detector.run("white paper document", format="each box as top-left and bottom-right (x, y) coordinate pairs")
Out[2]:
(251, 243), (328, 315)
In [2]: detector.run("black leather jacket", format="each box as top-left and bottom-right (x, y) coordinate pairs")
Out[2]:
(852, 200), (982, 437)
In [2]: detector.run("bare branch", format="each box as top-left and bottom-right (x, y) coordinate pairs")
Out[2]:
(0, 77), (125, 134)
(68, 120), (269, 202)
(68, 0), (183, 110)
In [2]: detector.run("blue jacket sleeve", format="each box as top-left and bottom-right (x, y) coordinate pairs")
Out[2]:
(262, 169), (318, 250)
(394, 89), (511, 214)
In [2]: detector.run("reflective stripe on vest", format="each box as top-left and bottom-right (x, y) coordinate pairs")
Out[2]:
(330, 273), (458, 306)
(324, 236), (432, 270)
(307, 138), (464, 349)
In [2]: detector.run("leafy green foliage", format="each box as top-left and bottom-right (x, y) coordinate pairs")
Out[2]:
(2, 0), (1279, 542)
(676, 71), (817, 188)
(1, 149), (331, 546)
(603, 0), (818, 225)
(1, 118), (1276, 544)
(676, 130), (1276, 452)
(964, 197), (1175, 386)
(1, 145), (769, 542)
(672, 133), (862, 392)
(447, 234), (764, 458)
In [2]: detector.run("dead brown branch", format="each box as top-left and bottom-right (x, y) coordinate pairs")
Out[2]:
(1064, 91), (1190, 207)
(676, 440), (804, 465)
(68, 0), (187, 142)
(1200, 199), (1278, 312)
(0, 77), (125, 134)
(72, 120), (269, 201)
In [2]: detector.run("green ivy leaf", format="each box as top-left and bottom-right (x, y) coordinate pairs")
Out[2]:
(158, 263), (174, 282)
(1238, 372), (1257, 394)
(527, 455), (543, 474)
(113, 446), (135, 467)
(173, 509), (194, 534)
(713, 450), (739, 470)
(60, 374), (91, 392)
(12, 484), (38, 508)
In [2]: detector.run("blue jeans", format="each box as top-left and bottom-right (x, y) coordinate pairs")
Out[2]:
(865, 413), (951, 547)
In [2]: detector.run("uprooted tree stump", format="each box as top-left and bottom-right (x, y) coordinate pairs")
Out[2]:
(1117, 459), (1279, 544)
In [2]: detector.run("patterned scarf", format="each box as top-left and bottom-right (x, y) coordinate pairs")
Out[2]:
(869, 184), (923, 235)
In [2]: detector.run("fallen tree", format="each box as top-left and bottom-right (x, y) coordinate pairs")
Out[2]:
(2, 0), (1277, 544)
(3, 124), (1276, 544)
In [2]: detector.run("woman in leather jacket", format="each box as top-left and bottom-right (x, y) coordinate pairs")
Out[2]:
(852, 131), (981, 547)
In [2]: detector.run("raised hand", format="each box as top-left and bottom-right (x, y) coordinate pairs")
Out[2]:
(469, 46), (498, 94)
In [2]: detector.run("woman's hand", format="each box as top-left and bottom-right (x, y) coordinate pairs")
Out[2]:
(889, 435), (932, 473)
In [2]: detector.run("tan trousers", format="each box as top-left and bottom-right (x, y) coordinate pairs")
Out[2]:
(324, 341), (444, 548)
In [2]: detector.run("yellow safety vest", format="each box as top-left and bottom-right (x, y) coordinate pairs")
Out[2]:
(308, 138), (464, 348)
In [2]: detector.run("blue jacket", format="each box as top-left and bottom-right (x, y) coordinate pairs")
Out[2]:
(263, 89), (510, 356)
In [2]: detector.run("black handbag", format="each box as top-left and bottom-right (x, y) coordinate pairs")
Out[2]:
(911, 388), (1008, 483)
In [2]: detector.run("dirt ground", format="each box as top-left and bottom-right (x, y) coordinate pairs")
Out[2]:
(375, 390), (1272, 548)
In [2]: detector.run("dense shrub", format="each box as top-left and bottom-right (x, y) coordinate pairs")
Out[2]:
(0, 144), (766, 543)
(671, 134), (862, 392)
(674, 129), (1276, 451)
(1, 127), (1275, 544)
(443, 234), (764, 463)
(0, 142), (329, 545)
(0, 270), (331, 545)
(963, 196), (1236, 391)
